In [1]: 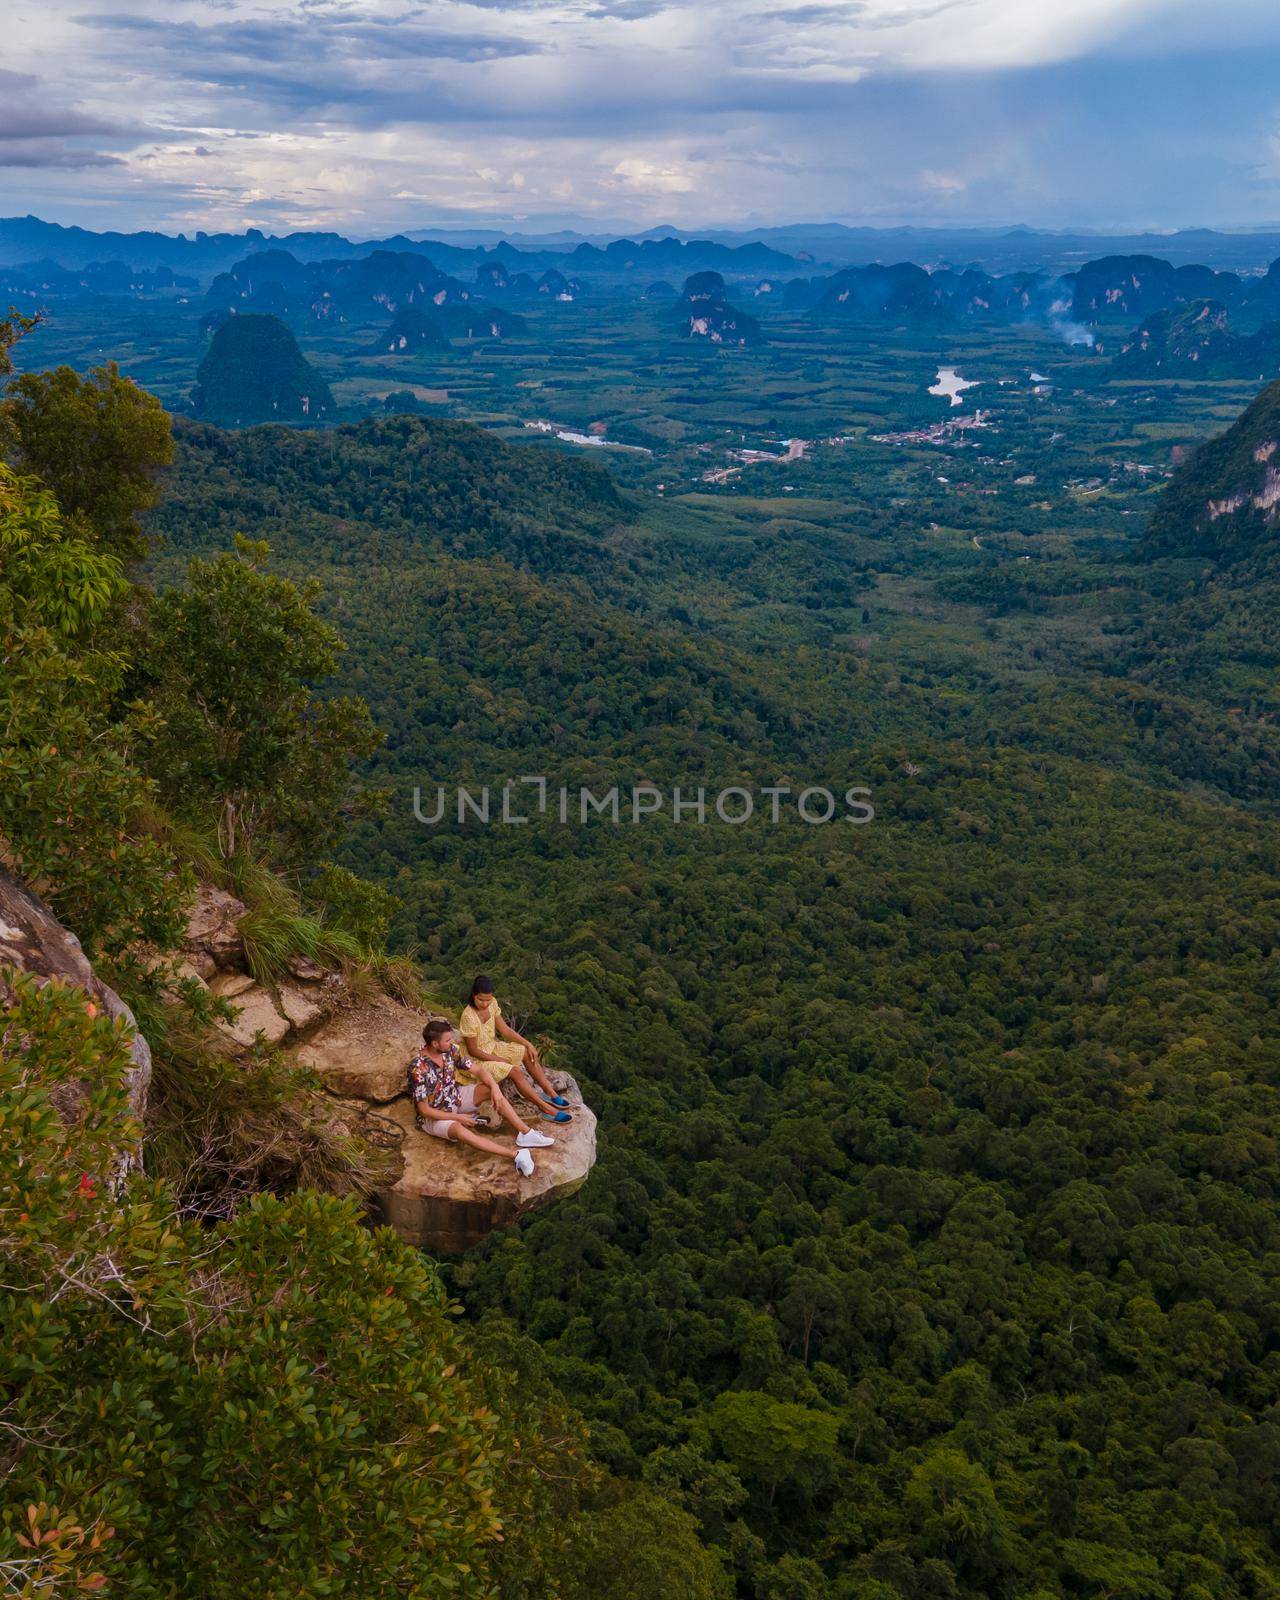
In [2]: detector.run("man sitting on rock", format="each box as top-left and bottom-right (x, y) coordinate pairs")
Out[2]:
(409, 1018), (554, 1178)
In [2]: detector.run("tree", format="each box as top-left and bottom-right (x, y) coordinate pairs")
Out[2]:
(139, 537), (380, 863)
(701, 1392), (839, 1508)
(903, 1449), (1012, 1586)
(0, 311), (38, 380)
(5, 362), (173, 562)
(0, 464), (183, 965)
(556, 1483), (731, 1600)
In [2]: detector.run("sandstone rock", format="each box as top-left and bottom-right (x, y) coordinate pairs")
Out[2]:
(286, 954), (326, 982)
(215, 984), (290, 1048)
(0, 866), (151, 1133)
(142, 953), (210, 995)
(374, 1076), (596, 1253)
(183, 884), (248, 970)
(277, 983), (324, 1032)
(296, 993), (427, 1103)
(209, 970), (256, 999)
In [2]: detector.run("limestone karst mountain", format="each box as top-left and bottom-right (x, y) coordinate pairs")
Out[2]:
(190, 313), (334, 426)
(1113, 299), (1280, 380)
(368, 303), (450, 355)
(205, 248), (472, 324)
(439, 302), (528, 339)
(1143, 376), (1280, 559)
(678, 270), (763, 346)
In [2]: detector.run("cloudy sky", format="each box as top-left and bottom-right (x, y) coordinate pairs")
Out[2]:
(4, 0), (1280, 235)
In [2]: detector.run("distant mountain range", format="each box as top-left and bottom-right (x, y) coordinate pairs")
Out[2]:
(0, 215), (807, 282)
(12, 210), (1280, 360)
(766, 253), (1280, 332)
(12, 212), (1280, 282)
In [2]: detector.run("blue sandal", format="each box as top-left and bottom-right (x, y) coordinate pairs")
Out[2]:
(546, 1094), (570, 1108)
(541, 1108), (573, 1123)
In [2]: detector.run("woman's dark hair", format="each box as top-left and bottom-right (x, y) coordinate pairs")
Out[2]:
(466, 974), (495, 1008)
(423, 1018), (453, 1047)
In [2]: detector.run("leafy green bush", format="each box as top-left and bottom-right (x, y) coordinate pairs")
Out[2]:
(309, 861), (401, 953)
(0, 465), (185, 970)
(4, 362), (173, 562)
(1, 971), (507, 1599)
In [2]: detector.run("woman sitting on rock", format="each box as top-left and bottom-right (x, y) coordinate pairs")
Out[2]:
(410, 1018), (554, 1177)
(458, 975), (572, 1123)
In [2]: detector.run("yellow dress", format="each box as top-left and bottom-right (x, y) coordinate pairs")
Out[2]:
(457, 998), (524, 1084)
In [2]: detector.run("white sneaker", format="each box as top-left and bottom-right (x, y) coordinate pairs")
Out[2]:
(514, 1148), (535, 1177)
(517, 1129), (554, 1149)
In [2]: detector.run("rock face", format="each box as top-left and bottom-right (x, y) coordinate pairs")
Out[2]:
(180, 884), (340, 1050)
(0, 866), (151, 1127)
(0, 870), (597, 1247)
(1144, 378), (1280, 561)
(217, 985), (293, 1048)
(374, 1075), (596, 1254)
(295, 992), (430, 1103)
(298, 995), (597, 1252)
(183, 885), (248, 975)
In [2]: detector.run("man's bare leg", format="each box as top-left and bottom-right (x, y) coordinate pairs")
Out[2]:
(480, 1081), (534, 1136)
(445, 1122), (514, 1158)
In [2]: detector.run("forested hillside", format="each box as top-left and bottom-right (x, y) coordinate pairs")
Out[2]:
(144, 406), (1280, 1599)
(0, 334), (724, 1599)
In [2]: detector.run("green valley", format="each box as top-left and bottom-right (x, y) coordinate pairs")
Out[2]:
(6, 229), (1280, 1600)
(142, 368), (1280, 1596)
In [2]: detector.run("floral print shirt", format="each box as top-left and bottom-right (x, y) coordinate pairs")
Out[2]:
(408, 1044), (472, 1113)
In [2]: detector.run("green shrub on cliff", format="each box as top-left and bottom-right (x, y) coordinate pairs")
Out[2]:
(136, 534), (380, 864)
(5, 361), (173, 561)
(0, 973), (506, 1599)
(0, 463), (185, 969)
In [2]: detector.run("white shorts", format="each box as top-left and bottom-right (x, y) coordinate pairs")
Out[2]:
(421, 1083), (482, 1138)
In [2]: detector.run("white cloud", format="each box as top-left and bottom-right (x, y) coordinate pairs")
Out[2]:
(1, 0), (1277, 230)
(611, 156), (696, 193)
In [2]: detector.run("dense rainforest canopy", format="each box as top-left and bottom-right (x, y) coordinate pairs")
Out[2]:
(5, 301), (1280, 1597)
(137, 401), (1280, 1599)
